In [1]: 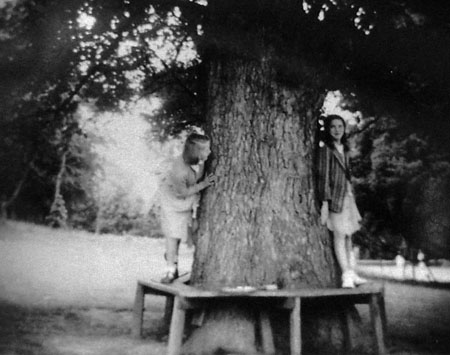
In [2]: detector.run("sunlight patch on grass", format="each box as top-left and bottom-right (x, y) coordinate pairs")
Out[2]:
(0, 221), (193, 308)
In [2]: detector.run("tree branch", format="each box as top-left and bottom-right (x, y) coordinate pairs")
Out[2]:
(17, 13), (140, 125)
(144, 43), (199, 100)
(348, 115), (382, 137)
(149, 0), (206, 17)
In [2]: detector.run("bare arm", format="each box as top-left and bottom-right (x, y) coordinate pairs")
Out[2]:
(167, 169), (214, 199)
(196, 162), (206, 181)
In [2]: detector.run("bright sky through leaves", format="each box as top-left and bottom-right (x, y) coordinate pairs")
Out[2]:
(80, 98), (168, 211)
(77, 12), (96, 30)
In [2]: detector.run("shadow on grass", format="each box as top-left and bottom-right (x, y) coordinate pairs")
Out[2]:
(0, 300), (166, 355)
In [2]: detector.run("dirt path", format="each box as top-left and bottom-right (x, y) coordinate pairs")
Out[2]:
(0, 302), (167, 355)
(0, 221), (449, 355)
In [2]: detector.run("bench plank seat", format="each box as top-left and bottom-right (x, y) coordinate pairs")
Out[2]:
(133, 278), (387, 355)
(138, 279), (384, 298)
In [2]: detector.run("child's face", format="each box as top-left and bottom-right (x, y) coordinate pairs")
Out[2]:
(196, 141), (211, 162)
(329, 119), (345, 142)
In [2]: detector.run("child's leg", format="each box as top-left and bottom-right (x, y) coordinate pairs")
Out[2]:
(345, 235), (367, 285)
(346, 235), (355, 269)
(161, 237), (180, 283)
(334, 232), (355, 288)
(333, 231), (350, 272)
(165, 237), (180, 269)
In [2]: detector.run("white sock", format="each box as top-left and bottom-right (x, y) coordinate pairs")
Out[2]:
(165, 265), (176, 274)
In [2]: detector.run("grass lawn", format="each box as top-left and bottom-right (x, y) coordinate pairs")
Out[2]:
(0, 221), (449, 355)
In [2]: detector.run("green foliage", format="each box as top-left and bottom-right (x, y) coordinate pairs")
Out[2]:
(94, 189), (161, 236)
(402, 163), (450, 258)
(62, 129), (103, 229)
(68, 197), (98, 232)
(352, 115), (450, 258)
(0, 0), (173, 222)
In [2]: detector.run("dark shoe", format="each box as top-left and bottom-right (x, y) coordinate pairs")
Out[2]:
(160, 269), (179, 284)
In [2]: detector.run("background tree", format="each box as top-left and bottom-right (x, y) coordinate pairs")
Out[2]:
(0, 0), (168, 223)
(351, 114), (450, 259)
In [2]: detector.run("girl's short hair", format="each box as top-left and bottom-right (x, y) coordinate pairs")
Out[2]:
(323, 114), (349, 151)
(182, 133), (210, 165)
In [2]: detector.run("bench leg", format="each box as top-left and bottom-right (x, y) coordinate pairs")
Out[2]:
(167, 296), (186, 355)
(370, 294), (387, 355)
(164, 296), (175, 328)
(290, 297), (301, 355)
(259, 311), (275, 355)
(343, 307), (355, 353)
(132, 283), (145, 338)
(378, 292), (388, 336)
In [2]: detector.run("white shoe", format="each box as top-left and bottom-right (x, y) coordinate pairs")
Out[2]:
(350, 270), (368, 286)
(342, 271), (355, 288)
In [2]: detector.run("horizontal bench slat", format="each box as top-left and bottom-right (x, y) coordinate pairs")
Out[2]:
(137, 280), (383, 299)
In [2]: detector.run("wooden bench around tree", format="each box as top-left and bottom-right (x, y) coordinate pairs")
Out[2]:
(133, 278), (387, 355)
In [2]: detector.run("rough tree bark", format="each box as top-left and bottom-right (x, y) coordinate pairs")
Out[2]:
(194, 59), (332, 289)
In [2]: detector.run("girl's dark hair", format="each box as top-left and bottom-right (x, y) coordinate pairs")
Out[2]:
(182, 133), (210, 165)
(322, 114), (349, 151)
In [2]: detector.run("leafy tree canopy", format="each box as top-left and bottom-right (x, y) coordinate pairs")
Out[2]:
(2, 0), (450, 234)
(2, 0), (450, 138)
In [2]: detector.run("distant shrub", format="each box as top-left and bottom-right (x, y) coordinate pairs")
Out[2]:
(91, 189), (161, 237)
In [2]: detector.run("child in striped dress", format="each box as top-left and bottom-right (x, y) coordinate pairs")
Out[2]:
(317, 115), (367, 288)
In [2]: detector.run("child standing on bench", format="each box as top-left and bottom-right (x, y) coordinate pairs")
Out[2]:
(159, 133), (215, 283)
(317, 115), (367, 288)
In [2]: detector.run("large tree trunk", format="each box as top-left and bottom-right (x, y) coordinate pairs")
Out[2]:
(183, 59), (364, 355)
(194, 58), (333, 288)
(181, 2), (368, 354)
